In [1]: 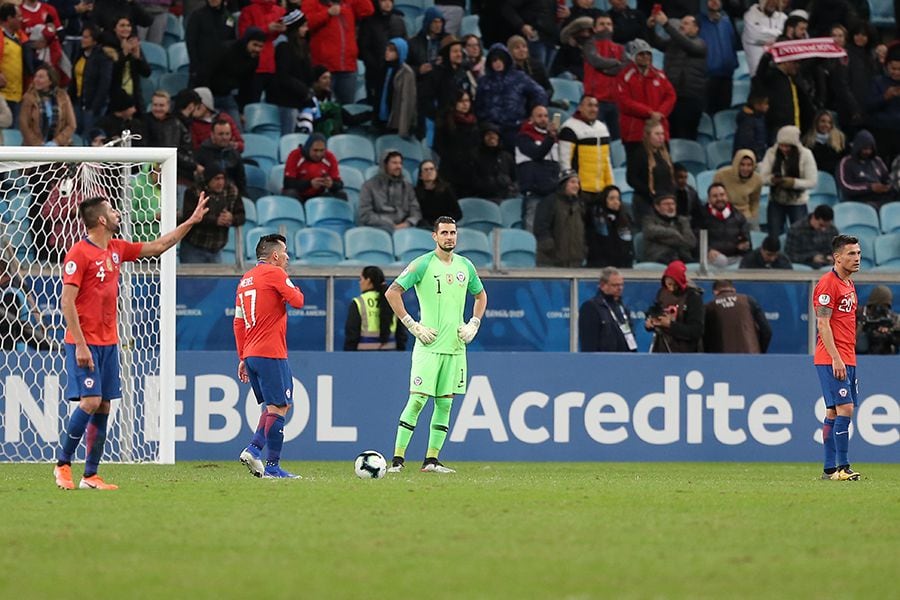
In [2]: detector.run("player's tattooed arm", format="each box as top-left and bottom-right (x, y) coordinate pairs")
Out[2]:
(388, 283), (404, 294)
(816, 306), (832, 319)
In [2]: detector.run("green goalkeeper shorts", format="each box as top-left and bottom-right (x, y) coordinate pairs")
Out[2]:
(409, 347), (467, 397)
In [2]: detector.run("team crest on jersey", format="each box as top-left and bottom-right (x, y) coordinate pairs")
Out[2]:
(112, 252), (120, 264)
(84, 377), (95, 389)
(65, 261), (77, 275)
(818, 294), (831, 305)
(839, 388), (848, 397)
(456, 271), (465, 283)
(446, 273), (453, 285)
(413, 376), (423, 386)
(285, 388), (292, 399)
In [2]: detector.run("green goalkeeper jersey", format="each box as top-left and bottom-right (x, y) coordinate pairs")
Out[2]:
(394, 251), (484, 355)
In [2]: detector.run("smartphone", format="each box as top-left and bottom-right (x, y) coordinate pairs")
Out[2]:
(652, 3), (662, 15)
(551, 112), (561, 129)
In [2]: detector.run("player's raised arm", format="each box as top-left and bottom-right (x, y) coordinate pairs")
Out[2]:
(139, 192), (210, 257)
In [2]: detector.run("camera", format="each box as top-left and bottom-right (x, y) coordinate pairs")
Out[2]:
(859, 304), (900, 354)
(646, 303), (665, 319)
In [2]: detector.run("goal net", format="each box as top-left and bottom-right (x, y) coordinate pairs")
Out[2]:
(0, 145), (177, 464)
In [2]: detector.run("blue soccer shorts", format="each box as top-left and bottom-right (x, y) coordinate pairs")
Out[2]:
(245, 356), (294, 407)
(64, 343), (122, 402)
(816, 364), (858, 408)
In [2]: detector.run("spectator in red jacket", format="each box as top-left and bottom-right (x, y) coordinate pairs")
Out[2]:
(238, 0), (287, 104)
(282, 132), (346, 202)
(302, 0), (375, 104)
(615, 38), (676, 161)
(583, 12), (625, 139)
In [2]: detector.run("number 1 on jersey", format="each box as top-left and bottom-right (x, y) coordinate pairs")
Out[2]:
(240, 289), (257, 328)
(434, 275), (442, 294)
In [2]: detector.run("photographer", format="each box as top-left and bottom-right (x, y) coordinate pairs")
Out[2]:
(856, 285), (900, 355)
(644, 260), (704, 353)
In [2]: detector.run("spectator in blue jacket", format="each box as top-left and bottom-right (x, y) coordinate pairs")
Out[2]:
(733, 88), (769, 162)
(515, 103), (559, 230)
(474, 43), (549, 151)
(578, 267), (637, 352)
(698, 0), (738, 116)
(866, 45), (900, 165)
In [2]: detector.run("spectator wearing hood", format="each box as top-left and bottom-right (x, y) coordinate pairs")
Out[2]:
(474, 43), (549, 150)
(358, 150), (422, 232)
(559, 94), (614, 201)
(837, 129), (896, 208)
(208, 27), (264, 123)
(433, 88), (479, 197)
(698, 0), (738, 116)
(714, 148), (764, 228)
(759, 125), (818, 236)
(268, 10), (314, 135)
(615, 38), (676, 159)
(535, 170), (587, 267)
(515, 103), (560, 230)
(95, 87), (144, 146)
(407, 6), (445, 76)
(179, 162), (246, 264)
(185, 0), (237, 87)
(582, 12), (625, 139)
(190, 86), (245, 152)
(419, 35), (471, 123)
(302, 0), (374, 105)
(553, 14), (594, 80)
(802, 109), (846, 176)
(237, 0), (286, 103)
(644, 259), (704, 353)
(741, 0), (786, 77)
(376, 37), (416, 137)
(472, 122), (519, 201)
(282, 132), (345, 202)
(357, 0), (407, 104)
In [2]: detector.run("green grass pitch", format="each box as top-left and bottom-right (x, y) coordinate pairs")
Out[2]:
(2, 462), (898, 599)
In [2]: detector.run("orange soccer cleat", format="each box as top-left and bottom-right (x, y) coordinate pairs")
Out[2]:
(79, 474), (119, 490)
(53, 465), (75, 490)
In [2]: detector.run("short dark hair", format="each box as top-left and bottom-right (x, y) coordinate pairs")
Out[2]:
(812, 204), (834, 222)
(212, 119), (232, 131)
(383, 150), (403, 164)
(579, 94), (599, 106)
(832, 234), (859, 253)
(0, 3), (17, 21)
(673, 162), (689, 174)
(762, 235), (781, 252)
(82, 24), (100, 41)
(785, 15), (808, 30)
(707, 182), (727, 196)
(713, 278), (734, 291)
(256, 233), (287, 259)
(433, 216), (457, 232)
(78, 197), (109, 228)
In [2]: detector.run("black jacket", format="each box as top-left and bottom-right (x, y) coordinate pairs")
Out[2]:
(185, 3), (237, 87)
(267, 39), (313, 109)
(71, 47), (113, 114)
(579, 292), (636, 352)
(472, 144), (518, 200)
(433, 116), (480, 197)
(143, 114), (197, 179)
(209, 39), (260, 98)
(196, 140), (247, 194)
(109, 48), (151, 115)
(416, 182), (462, 227)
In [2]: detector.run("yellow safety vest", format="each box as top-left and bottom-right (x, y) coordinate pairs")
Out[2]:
(353, 290), (397, 350)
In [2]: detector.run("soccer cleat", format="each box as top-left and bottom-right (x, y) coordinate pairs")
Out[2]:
(387, 456), (405, 473)
(240, 446), (264, 478)
(79, 475), (119, 490)
(830, 466), (861, 481)
(53, 464), (75, 490)
(421, 458), (455, 474)
(821, 471), (835, 480)
(263, 465), (301, 479)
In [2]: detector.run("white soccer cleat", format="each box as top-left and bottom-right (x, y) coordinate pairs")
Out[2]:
(421, 458), (455, 473)
(240, 447), (264, 478)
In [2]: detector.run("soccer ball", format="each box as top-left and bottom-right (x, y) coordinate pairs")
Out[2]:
(354, 450), (387, 479)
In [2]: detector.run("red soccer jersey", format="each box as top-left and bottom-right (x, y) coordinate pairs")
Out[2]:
(813, 270), (857, 366)
(233, 263), (305, 360)
(62, 238), (143, 345)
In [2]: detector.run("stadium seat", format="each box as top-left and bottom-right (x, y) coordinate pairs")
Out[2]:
(697, 113), (715, 145)
(244, 103), (281, 137)
(713, 109), (738, 140)
(500, 197), (523, 229)
(651, 48), (664, 70)
(879, 201), (900, 233)
(749, 230), (767, 248)
(2, 129), (22, 146)
(242, 197), (257, 228)
(393, 227), (434, 263)
(245, 226), (280, 260)
(167, 42), (190, 74)
(455, 228), (492, 268)
(833, 202), (880, 237)
(705, 140), (733, 170)
(396, 3), (424, 18)
(162, 12), (183, 48)
(344, 226), (394, 264)
(328, 134), (376, 171)
(242, 133), (279, 172)
(256, 195), (306, 239)
(874, 232), (900, 267)
(632, 231), (644, 261)
(374, 134), (424, 174)
(158, 72), (189, 97)
(460, 14), (481, 37)
(695, 169), (716, 201)
(244, 164), (269, 200)
(141, 41), (168, 74)
(279, 133), (309, 163)
(458, 197), (503, 234)
(869, 0), (895, 27)
(735, 50), (749, 80)
(549, 78), (583, 107)
(731, 79), (750, 107)
(306, 196), (355, 236)
(340, 165), (365, 192)
(293, 227), (344, 265)
(632, 261), (667, 270)
(221, 227), (236, 264)
(669, 139), (707, 175)
(267, 164), (285, 194)
(492, 228), (537, 268)
(610, 139), (626, 168)
(857, 232), (876, 269)
(790, 262), (815, 271)
(807, 193), (837, 211)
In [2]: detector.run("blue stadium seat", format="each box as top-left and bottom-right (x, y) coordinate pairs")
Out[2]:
(279, 133), (309, 163)
(500, 197), (523, 229)
(815, 171), (838, 196)
(833, 202), (880, 237)
(492, 228), (536, 268)
(790, 262), (815, 271)
(734, 50), (749, 80)
(669, 139), (707, 175)
(874, 232), (900, 267)
(706, 140), (733, 170)
(244, 164), (269, 200)
(245, 226), (280, 260)
(242, 197), (257, 228)
(328, 134), (376, 171)
(158, 72), (189, 97)
(167, 42), (189, 73)
(632, 261), (667, 270)
(758, 195), (768, 228)
(294, 227), (344, 265)
(455, 228), (492, 267)
(610, 139), (626, 168)
(713, 109), (739, 140)
(869, 0), (895, 27)
(393, 227), (434, 263)
(221, 227), (236, 264)
(256, 195), (305, 240)
(460, 14), (481, 37)
(731, 79), (750, 107)
(695, 169), (716, 201)
(2, 129), (22, 146)
(807, 193), (837, 211)
(244, 103), (281, 136)
(396, 3), (424, 18)
(306, 196), (355, 236)
(141, 41), (168, 74)
(549, 78), (583, 107)
(162, 13), (184, 48)
(375, 134), (424, 174)
(857, 232), (876, 269)
(267, 164), (285, 194)
(242, 133), (279, 173)
(341, 165), (365, 192)
(344, 226), (394, 264)
(458, 197), (503, 234)
(697, 113), (715, 145)
(749, 230), (767, 248)
(879, 201), (900, 233)
(632, 231), (644, 261)
(651, 48), (664, 70)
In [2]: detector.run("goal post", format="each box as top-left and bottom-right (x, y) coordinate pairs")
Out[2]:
(0, 146), (177, 464)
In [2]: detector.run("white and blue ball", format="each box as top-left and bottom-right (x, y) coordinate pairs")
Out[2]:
(354, 450), (387, 479)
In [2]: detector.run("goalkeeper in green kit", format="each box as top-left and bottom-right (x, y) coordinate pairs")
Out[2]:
(385, 216), (488, 474)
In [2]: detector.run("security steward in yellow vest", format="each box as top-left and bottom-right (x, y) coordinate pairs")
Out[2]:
(344, 269), (408, 351)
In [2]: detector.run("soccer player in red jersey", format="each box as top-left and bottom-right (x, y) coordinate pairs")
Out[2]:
(233, 234), (306, 479)
(54, 195), (209, 490)
(813, 234), (863, 481)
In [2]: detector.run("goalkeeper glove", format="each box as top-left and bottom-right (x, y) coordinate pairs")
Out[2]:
(401, 314), (438, 345)
(457, 317), (481, 344)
